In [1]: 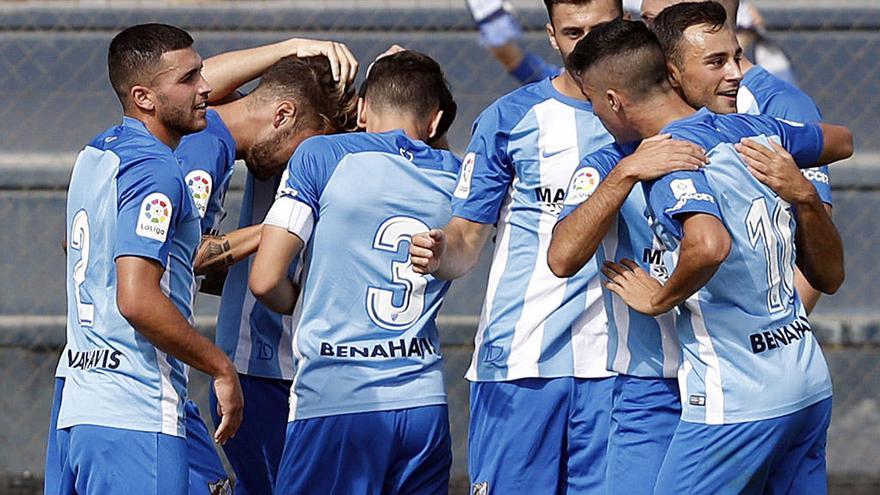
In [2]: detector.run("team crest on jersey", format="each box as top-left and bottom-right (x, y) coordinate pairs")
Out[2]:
(136, 192), (172, 242)
(454, 152), (476, 199)
(472, 481), (489, 495)
(185, 170), (212, 218)
(564, 166), (600, 206)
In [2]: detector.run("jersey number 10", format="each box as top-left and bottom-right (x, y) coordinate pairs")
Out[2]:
(745, 197), (795, 313)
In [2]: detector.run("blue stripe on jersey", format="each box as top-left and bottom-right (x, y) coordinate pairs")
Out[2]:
(644, 109), (832, 424)
(558, 144), (679, 379)
(176, 110), (237, 235)
(455, 77), (614, 381)
(58, 117), (201, 436)
(275, 130), (460, 420)
(737, 65), (832, 205)
(215, 173), (294, 379)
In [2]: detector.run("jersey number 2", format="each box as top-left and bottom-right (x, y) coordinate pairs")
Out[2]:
(70, 210), (94, 326)
(366, 216), (430, 330)
(746, 198), (795, 313)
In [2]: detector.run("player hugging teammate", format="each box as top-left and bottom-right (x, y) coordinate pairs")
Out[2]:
(48, 0), (852, 493)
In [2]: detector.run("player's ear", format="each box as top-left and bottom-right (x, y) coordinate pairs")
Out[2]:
(130, 85), (155, 112)
(275, 100), (297, 129)
(666, 61), (682, 90)
(356, 97), (368, 130)
(427, 109), (444, 140)
(546, 22), (560, 52)
(607, 89), (622, 113)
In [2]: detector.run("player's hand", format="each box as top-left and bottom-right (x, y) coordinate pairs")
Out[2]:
(212, 366), (243, 445)
(291, 39), (359, 84)
(736, 138), (818, 205)
(410, 229), (446, 275)
(602, 259), (667, 316)
(619, 134), (707, 182)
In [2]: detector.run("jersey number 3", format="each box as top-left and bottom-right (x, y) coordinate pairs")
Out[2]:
(367, 216), (430, 331)
(70, 210), (95, 326)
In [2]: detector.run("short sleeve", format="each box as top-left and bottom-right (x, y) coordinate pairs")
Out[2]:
(115, 158), (186, 267)
(451, 107), (515, 224)
(263, 137), (335, 243)
(762, 91), (832, 205)
(644, 170), (722, 245)
(557, 144), (620, 222)
(768, 117), (824, 168)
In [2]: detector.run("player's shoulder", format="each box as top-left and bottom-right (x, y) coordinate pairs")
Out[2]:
(662, 109), (722, 151)
(743, 66), (820, 120)
(475, 78), (551, 130)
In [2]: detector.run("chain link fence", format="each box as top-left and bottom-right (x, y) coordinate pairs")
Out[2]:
(0, 2), (878, 493)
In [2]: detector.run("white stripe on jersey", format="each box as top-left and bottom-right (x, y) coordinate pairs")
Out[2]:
(603, 221), (632, 373)
(505, 101), (579, 379)
(657, 238), (681, 378)
(689, 294), (725, 424)
(156, 349), (181, 435)
(287, 251), (311, 421)
(571, 275), (611, 377)
(737, 86), (760, 115)
(465, 176), (518, 381)
(233, 288), (257, 374)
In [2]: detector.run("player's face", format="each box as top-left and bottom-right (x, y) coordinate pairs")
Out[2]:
(547, 1), (620, 62)
(151, 47), (211, 135)
(640, 0), (684, 24)
(245, 124), (324, 181)
(671, 24), (742, 113)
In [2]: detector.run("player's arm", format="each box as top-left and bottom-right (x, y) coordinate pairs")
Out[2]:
(604, 214), (731, 316)
(549, 136), (707, 277)
(202, 38), (359, 102)
(737, 138), (844, 297)
(248, 225), (303, 315)
(411, 217), (493, 280)
(816, 123), (853, 165)
(116, 256), (242, 443)
(194, 224), (262, 276)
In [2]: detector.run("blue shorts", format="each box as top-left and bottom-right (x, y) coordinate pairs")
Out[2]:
(606, 375), (680, 495)
(210, 373), (291, 495)
(468, 377), (614, 495)
(46, 377), (229, 495)
(185, 400), (231, 494)
(275, 404), (451, 495)
(56, 424), (187, 495)
(655, 397), (832, 495)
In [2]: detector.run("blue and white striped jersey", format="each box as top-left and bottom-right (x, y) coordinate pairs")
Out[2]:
(738, 65), (832, 205)
(264, 130), (460, 420)
(558, 143), (680, 379)
(176, 109), (237, 235)
(645, 108), (832, 425)
(216, 172), (297, 379)
(453, 77), (615, 382)
(58, 117), (202, 436)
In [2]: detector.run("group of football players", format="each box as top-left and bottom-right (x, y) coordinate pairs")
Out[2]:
(46, 0), (851, 494)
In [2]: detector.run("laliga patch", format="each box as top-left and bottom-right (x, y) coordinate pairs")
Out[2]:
(670, 178), (698, 199)
(454, 152), (476, 199)
(564, 167), (600, 206)
(471, 481), (489, 495)
(136, 192), (172, 242)
(185, 169), (213, 218)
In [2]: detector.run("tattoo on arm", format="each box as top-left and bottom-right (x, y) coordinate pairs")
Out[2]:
(196, 235), (235, 274)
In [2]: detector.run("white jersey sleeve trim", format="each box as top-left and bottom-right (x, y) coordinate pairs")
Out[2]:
(264, 196), (315, 244)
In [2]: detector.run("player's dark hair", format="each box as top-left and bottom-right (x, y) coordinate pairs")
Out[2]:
(253, 55), (358, 134)
(543, 0), (623, 22)
(108, 23), (194, 108)
(566, 18), (669, 97)
(651, 1), (727, 67)
(364, 50), (450, 121)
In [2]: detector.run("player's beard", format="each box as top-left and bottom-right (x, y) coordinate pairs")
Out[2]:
(245, 127), (295, 181)
(157, 94), (207, 137)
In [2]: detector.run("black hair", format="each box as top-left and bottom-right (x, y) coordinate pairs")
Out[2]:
(108, 23), (193, 108)
(566, 18), (669, 97)
(651, 1), (728, 67)
(253, 55), (358, 133)
(364, 50), (450, 121)
(543, 0), (623, 22)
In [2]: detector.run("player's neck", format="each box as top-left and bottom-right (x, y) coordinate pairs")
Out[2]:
(214, 98), (256, 157)
(366, 114), (429, 142)
(127, 112), (182, 150)
(630, 92), (696, 138)
(552, 71), (587, 101)
(740, 56), (756, 74)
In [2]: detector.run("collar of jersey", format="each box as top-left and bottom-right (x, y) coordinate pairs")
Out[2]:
(121, 116), (151, 134)
(538, 76), (593, 111)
